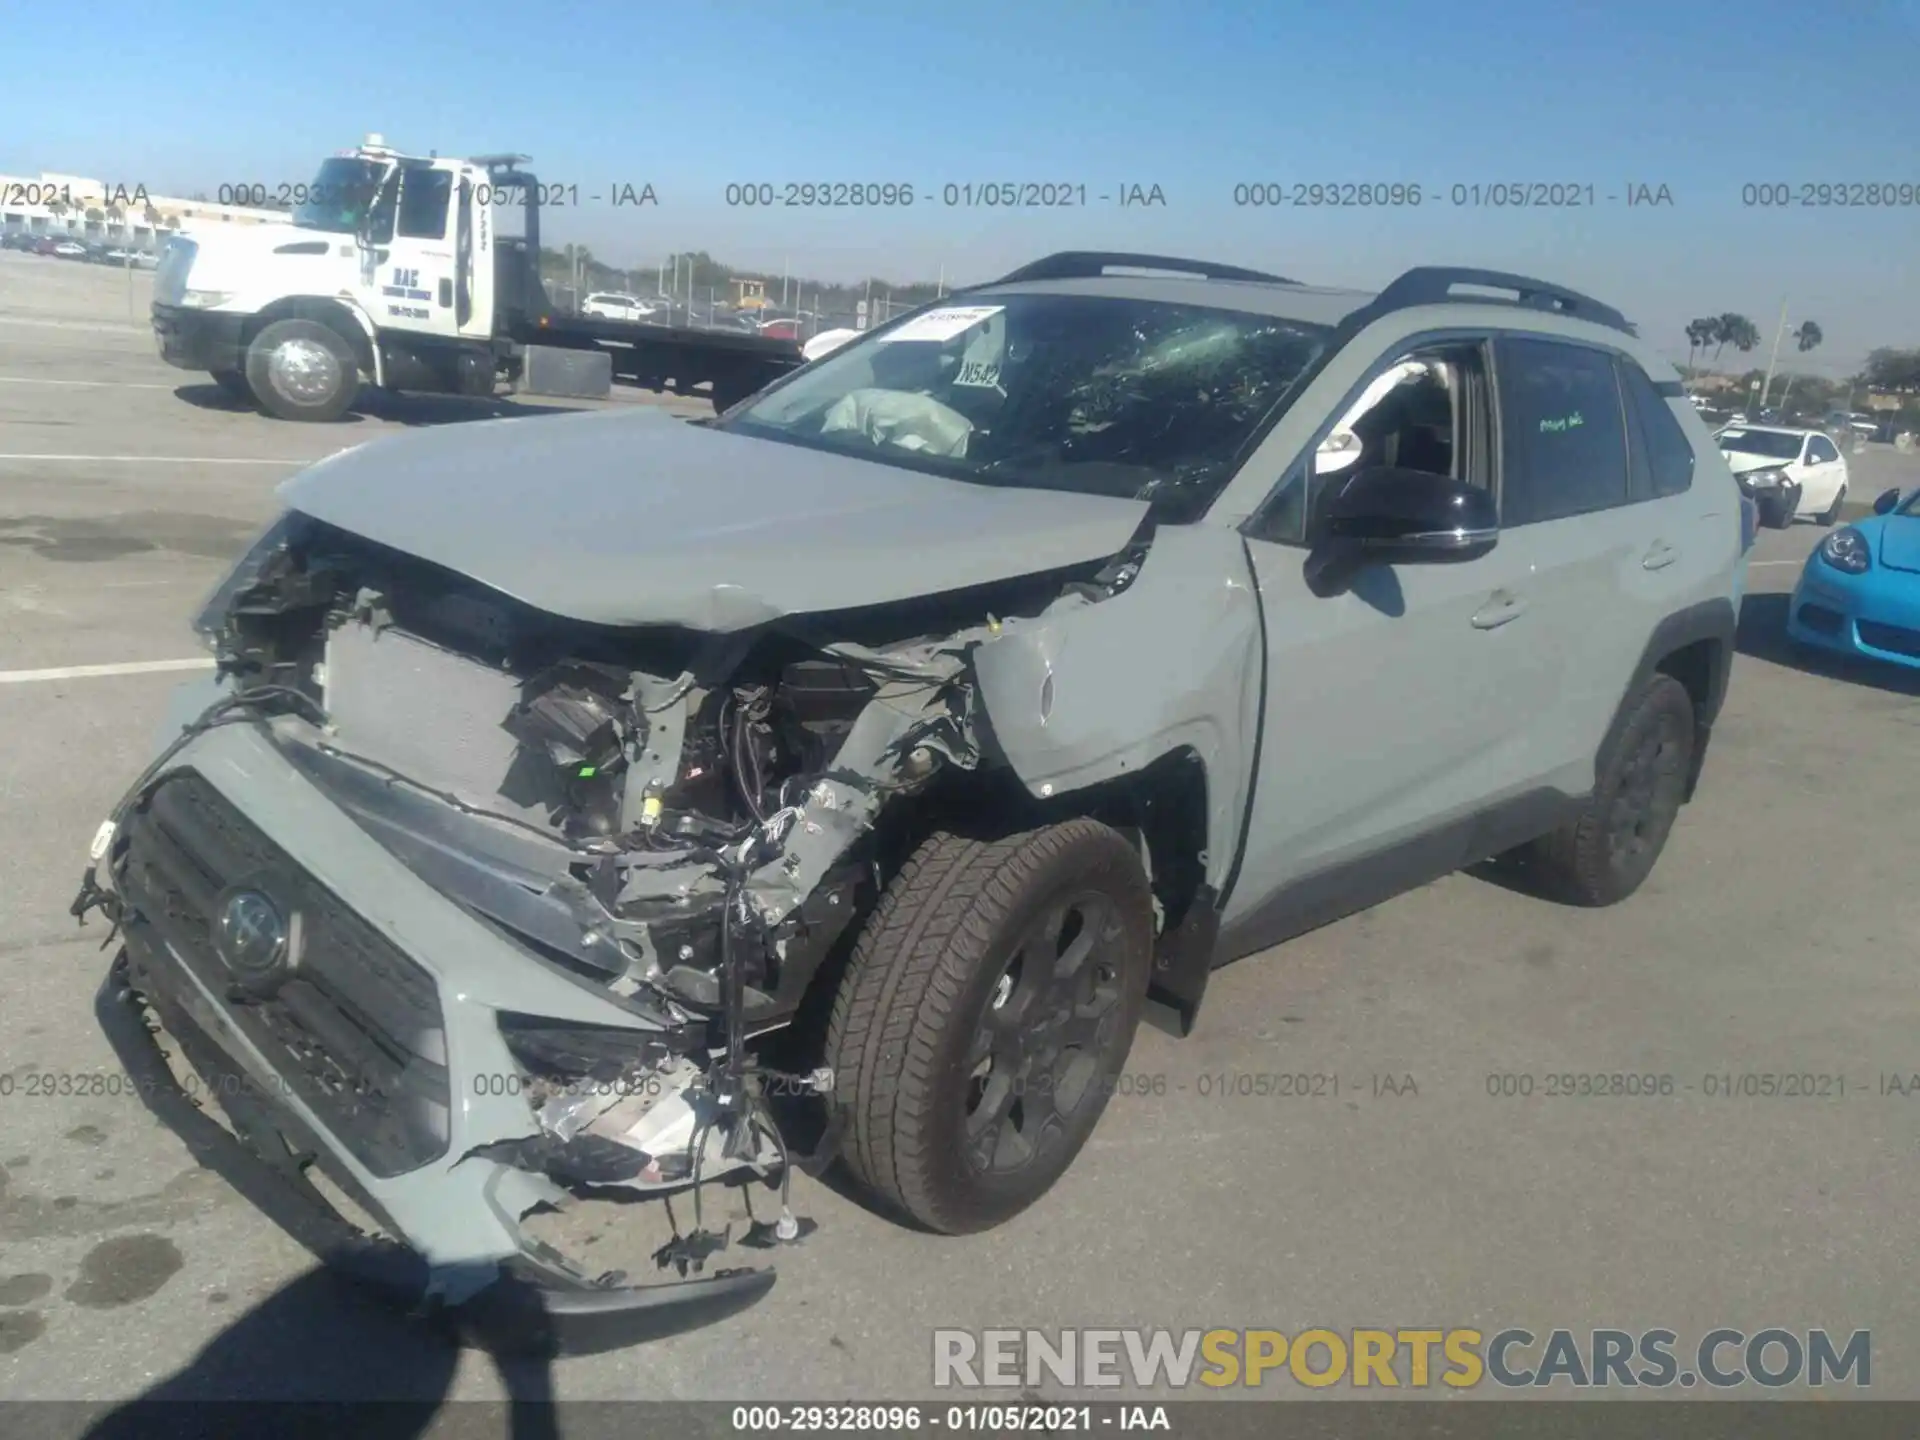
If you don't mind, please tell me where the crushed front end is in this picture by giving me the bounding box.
[73,508,1016,1352]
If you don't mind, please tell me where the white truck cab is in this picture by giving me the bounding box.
[153,136,525,420]
[153,136,801,420]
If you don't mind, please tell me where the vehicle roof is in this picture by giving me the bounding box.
[958,264,1647,355]
[970,274,1376,328]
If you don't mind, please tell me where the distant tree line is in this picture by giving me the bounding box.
[536,245,945,313]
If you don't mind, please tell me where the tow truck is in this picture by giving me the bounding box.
[151,136,804,421]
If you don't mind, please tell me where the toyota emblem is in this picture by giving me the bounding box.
[217,889,290,991]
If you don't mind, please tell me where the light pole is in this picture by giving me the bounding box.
[1758,300,1788,410]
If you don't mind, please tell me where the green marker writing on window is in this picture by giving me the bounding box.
[1539,410,1586,433]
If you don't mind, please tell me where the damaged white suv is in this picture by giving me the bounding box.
[75,252,1746,1352]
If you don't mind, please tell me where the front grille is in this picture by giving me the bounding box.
[115,771,450,1177]
[1795,604,1845,636]
[1858,620,1920,659]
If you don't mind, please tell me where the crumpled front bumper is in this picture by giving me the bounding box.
[96,960,772,1354]
[90,719,776,1354]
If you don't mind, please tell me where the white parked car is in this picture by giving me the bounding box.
[1715,423,1851,527]
[580,292,660,322]
[51,239,88,258]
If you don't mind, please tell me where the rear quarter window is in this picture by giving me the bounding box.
[1618,360,1696,497]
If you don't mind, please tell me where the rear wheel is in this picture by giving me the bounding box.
[826,820,1154,1234]
[1523,673,1695,907]
[1817,486,1847,526]
[244,318,359,422]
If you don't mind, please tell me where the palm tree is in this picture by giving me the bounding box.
[1713,313,1760,363]
[1685,317,1719,375]
[1776,321,1823,411]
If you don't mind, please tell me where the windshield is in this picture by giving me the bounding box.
[718,293,1330,520]
[1717,429,1802,460]
[291,157,388,234]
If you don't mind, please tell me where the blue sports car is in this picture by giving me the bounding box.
[1787,486,1920,669]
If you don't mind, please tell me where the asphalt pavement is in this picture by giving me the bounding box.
[2,251,1919,1408]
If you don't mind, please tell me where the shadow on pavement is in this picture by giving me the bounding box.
[78,1267,559,1440]
[169,384,601,426]
[170,382,366,421]
[1736,592,1920,698]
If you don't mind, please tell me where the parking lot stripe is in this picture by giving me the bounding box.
[0,658,215,684]
[0,454,306,465]
[0,375,173,389]
[0,317,145,334]
[1748,560,1802,568]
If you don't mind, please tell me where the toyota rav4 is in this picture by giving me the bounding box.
[74,252,1750,1353]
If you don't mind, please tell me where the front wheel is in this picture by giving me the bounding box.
[244,318,359,422]
[826,821,1155,1234]
[1816,486,1847,527]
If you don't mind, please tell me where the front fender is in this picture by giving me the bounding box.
[971,525,1263,895]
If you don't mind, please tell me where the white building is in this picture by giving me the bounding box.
[0,171,291,250]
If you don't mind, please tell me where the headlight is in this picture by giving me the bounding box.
[1742,467,1788,489]
[191,510,298,647]
[1819,526,1872,575]
[179,289,234,309]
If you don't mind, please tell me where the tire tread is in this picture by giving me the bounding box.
[826,819,1145,1231]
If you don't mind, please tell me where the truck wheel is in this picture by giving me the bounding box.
[209,369,252,405]
[826,820,1154,1234]
[1524,673,1695,907]
[244,319,358,422]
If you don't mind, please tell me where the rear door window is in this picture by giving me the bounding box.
[1494,338,1630,525]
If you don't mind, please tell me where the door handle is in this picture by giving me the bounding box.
[1471,591,1527,630]
[1642,541,1678,571]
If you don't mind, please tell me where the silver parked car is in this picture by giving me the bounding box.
[76,252,1748,1351]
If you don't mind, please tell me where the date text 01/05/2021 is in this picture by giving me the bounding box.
[211,182,658,209]
[1230,181,1676,207]
[721,182,1167,208]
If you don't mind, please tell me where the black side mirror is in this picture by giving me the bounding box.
[1318,466,1499,565]
[1874,488,1901,516]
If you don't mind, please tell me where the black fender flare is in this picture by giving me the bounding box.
[1602,596,1737,801]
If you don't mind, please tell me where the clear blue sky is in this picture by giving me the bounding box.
[5,0,1917,374]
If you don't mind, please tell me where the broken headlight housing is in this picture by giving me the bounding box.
[192,511,298,649]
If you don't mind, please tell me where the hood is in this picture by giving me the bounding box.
[1871,515,1920,574]
[158,224,357,307]
[279,407,1151,631]
[1721,449,1796,477]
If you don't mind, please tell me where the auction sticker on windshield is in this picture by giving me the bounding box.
[878,306,1004,343]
